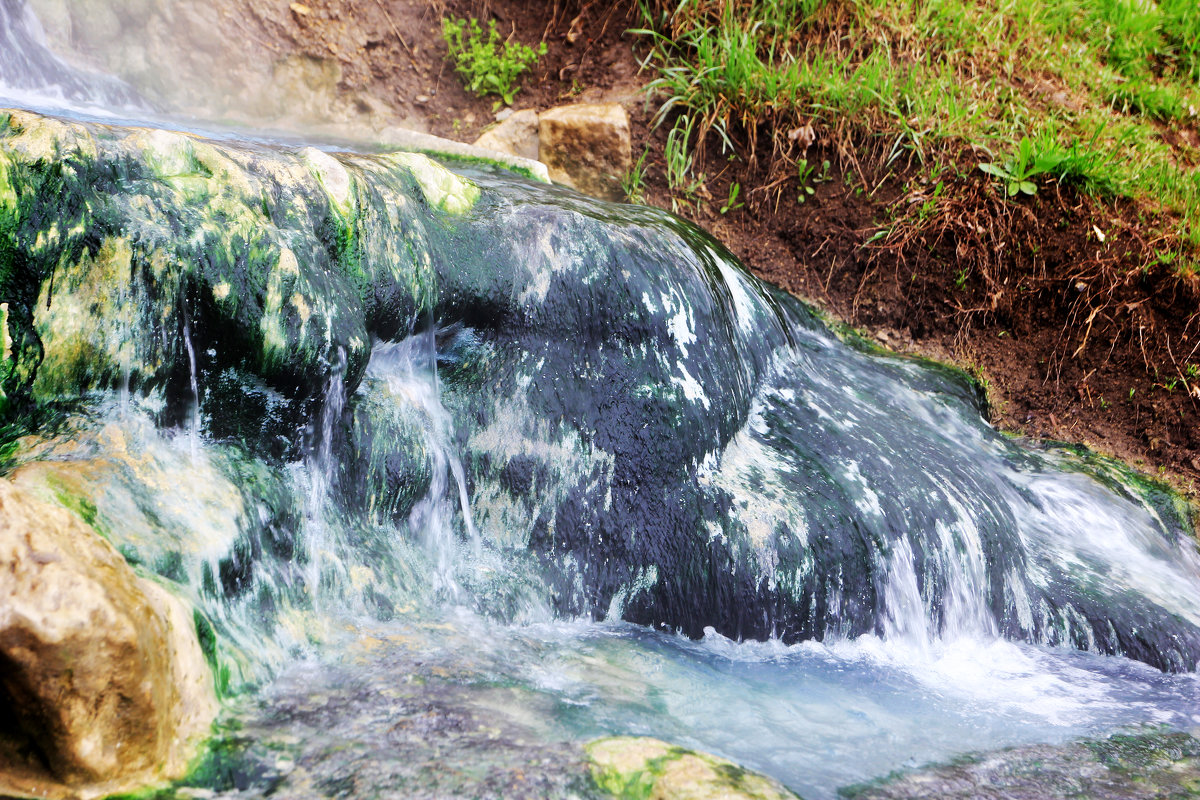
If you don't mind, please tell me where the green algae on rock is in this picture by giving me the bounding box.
[0,110,477,433]
[587,736,802,800]
[382,151,481,216]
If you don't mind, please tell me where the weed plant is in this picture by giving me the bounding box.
[442,17,547,107]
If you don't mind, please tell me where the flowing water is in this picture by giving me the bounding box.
[0,0,143,115]
[4,2,1200,797]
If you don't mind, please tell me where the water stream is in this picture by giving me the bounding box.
[3,2,1200,797]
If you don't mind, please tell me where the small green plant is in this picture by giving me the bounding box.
[664,114,707,210]
[979,133,1114,199]
[622,148,650,204]
[967,362,991,395]
[1155,249,1179,267]
[799,171,815,203]
[720,181,744,214]
[441,16,547,107]
[917,180,944,222]
[797,159,830,204]
[978,137,1045,197]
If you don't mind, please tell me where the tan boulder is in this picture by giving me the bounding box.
[538,103,632,201]
[474,109,541,163]
[0,480,217,799]
[587,736,802,800]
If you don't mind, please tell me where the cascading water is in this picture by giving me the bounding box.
[368,333,481,602]
[0,0,143,115]
[4,3,1200,798]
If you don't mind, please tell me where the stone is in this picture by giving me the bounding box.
[378,125,550,183]
[587,736,803,799]
[382,152,481,215]
[538,102,632,201]
[841,731,1200,800]
[0,480,217,799]
[473,108,540,163]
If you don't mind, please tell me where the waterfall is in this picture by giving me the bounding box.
[0,0,143,114]
[368,332,480,602]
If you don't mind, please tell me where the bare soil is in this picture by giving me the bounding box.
[233,0,1200,496]
[225,0,643,140]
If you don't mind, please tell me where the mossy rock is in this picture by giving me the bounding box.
[587,736,802,800]
[841,730,1200,800]
[0,110,469,426]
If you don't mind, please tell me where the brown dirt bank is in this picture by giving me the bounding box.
[236,0,1200,498]
[212,0,642,140]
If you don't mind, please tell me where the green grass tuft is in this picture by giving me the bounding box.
[632,0,1200,242]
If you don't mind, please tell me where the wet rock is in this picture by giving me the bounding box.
[382,151,481,215]
[538,103,631,201]
[841,731,1200,800]
[0,480,217,798]
[0,109,455,431]
[473,108,540,162]
[181,633,601,800]
[587,736,802,799]
[6,109,1200,678]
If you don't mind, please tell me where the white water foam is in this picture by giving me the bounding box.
[367,331,480,602]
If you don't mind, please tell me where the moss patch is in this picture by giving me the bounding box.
[586,736,802,799]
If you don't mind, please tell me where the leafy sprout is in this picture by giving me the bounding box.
[441,17,547,107]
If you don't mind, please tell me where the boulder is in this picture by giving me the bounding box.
[0,480,217,799]
[587,736,802,800]
[473,108,540,162]
[538,102,631,201]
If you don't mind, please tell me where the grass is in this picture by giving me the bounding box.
[663,113,707,209]
[632,0,1200,256]
[622,147,651,204]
